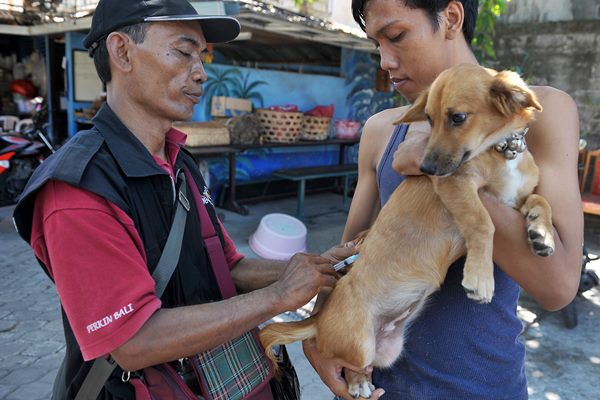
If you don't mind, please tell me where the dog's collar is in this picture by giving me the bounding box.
[494,127,529,160]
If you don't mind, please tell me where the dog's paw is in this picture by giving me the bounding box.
[525,209,555,257]
[346,371,373,399]
[526,223,555,257]
[462,267,495,304]
[348,380,373,399]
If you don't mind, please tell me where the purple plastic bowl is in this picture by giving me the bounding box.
[249,213,307,260]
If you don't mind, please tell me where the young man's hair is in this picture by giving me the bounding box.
[351,0,478,45]
[92,22,149,85]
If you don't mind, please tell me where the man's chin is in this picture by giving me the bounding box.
[394,88,415,104]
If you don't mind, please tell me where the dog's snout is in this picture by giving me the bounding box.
[420,160,437,176]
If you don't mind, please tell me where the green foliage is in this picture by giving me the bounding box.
[472,0,508,63]
[294,0,314,12]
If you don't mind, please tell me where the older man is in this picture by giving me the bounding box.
[13,0,348,398]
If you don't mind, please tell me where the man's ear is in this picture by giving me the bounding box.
[106,32,134,74]
[442,0,465,40]
[490,70,543,117]
[393,89,429,125]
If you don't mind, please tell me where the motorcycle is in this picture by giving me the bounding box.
[0,98,55,206]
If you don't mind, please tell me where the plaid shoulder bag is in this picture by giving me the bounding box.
[187,171,274,400]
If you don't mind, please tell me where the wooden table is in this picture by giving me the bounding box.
[186,138,359,215]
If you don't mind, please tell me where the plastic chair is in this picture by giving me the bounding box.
[0,115,20,132]
[14,118,34,133]
[580,148,600,215]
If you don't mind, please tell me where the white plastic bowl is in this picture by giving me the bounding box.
[249,213,307,260]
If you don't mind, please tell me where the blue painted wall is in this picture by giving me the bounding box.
[65,31,95,137]
[193,63,350,121]
[58,36,397,198]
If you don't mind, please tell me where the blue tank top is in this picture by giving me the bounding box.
[373,124,527,399]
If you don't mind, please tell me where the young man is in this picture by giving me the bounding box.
[303,0,583,399]
[13,0,352,398]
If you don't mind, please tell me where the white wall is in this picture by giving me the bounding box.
[501,0,600,23]
[330,0,359,29]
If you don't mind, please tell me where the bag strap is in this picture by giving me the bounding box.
[184,170,237,299]
[75,170,190,400]
[152,170,190,297]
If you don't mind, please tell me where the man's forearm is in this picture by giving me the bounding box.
[111,284,284,371]
[481,193,580,310]
[230,258,286,292]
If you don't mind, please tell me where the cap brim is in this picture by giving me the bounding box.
[144,15,241,43]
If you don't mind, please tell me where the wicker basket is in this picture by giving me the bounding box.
[256,109,304,143]
[301,116,331,141]
[173,121,230,147]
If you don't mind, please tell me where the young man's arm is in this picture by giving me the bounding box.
[480,87,583,311]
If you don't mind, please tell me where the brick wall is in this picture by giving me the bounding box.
[495,20,600,147]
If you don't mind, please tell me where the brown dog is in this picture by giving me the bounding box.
[259,64,555,398]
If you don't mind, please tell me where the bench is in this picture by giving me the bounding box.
[187,138,359,215]
[273,163,358,219]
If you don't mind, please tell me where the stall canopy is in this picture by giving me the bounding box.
[0,0,373,56]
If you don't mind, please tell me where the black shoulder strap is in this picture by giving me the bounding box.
[75,171,190,400]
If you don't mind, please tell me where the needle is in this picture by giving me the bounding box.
[332,253,360,272]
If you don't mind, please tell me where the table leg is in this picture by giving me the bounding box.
[297,179,306,219]
[222,152,249,215]
[343,175,349,209]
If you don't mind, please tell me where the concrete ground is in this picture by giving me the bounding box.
[1,192,599,400]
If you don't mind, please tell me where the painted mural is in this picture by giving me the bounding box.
[195,64,354,196]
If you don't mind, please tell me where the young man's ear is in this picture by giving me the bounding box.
[443,0,465,40]
[106,32,134,74]
[393,89,429,125]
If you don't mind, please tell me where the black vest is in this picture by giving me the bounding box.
[13,104,228,400]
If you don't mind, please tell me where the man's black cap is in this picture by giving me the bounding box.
[84,0,241,53]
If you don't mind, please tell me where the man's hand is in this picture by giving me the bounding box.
[303,339,385,399]
[272,254,338,311]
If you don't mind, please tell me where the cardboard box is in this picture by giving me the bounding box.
[211,96,252,117]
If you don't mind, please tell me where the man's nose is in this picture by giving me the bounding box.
[191,60,207,83]
[379,46,398,72]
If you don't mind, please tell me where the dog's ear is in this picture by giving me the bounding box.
[393,89,429,125]
[490,70,543,117]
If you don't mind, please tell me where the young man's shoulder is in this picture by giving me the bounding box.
[358,105,412,166]
[531,86,578,119]
[528,86,579,160]
[361,105,410,145]
[364,105,411,132]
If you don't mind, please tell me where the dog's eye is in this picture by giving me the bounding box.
[450,112,468,126]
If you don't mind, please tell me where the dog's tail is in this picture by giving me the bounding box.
[260,316,317,371]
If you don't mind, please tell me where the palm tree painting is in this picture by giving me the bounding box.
[230,71,267,108]
[202,66,268,118]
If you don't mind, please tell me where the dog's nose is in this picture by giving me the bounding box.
[420,159,437,175]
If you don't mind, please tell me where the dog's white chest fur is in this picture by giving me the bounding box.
[499,155,525,207]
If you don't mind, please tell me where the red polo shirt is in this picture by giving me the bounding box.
[30,128,244,360]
